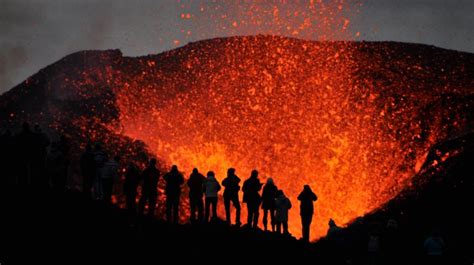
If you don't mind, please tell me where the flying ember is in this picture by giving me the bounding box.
[3,1,470,240]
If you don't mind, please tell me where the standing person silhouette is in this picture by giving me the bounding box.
[47,141,68,191]
[101,156,120,205]
[424,228,446,265]
[242,169,262,229]
[80,143,96,197]
[0,130,14,186]
[204,171,221,222]
[17,122,34,186]
[297,184,318,242]
[221,168,241,226]
[123,161,140,213]
[187,168,206,223]
[93,143,107,199]
[261,177,278,232]
[275,189,292,235]
[31,124,50,188]
[163,165,184,224]
[138,159,160,216]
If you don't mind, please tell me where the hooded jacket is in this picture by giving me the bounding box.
[275,194,292,222]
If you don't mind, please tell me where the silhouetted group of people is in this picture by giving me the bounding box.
[0,122,70,190]
[0,123,450,261]
[79,142,121,204]
[0,123,331,242]
[123,160,185,223]
[0,122,321,241]
[117,157,320,241]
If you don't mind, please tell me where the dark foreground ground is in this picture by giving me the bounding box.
[0,134,473,264]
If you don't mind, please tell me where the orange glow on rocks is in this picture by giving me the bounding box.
[110,36,472,239]
[2,1,472,241]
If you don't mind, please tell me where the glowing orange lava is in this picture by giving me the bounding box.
[111,35,459,239]
[3,1,470,241]
[174,0,359,43]
[106,1,464,239]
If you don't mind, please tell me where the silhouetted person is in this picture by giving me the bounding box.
[93,143,107,199]
[0,129,15,186]
[47,142,68,191]
[261,177,278,231]
[297,184,318,242]
[123,162,140,213]
[242,169,262,228]
[275,189,292,235]
[327,218,342,237]
[138,159,160,216]
[101,156,120,204]
[164,165,184,224]
[367,222,382,265]
[383,219,401,265]
[80,143,96,196]
[221,168,241,226]
[326,218,349,264]
[187,168,206,223]
[31,125,50,188]
[17,122,34,185]
[57,134,71,157]
[204,171,221,222]
[423,229,445,265]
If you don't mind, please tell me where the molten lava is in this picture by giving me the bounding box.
[110,36,472,239]
[1,37,472,240]
[1,2,472,241]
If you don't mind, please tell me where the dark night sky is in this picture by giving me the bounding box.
[1,0,473,94]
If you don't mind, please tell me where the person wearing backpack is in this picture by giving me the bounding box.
[275,189,292,235]
[204,171,221,222]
